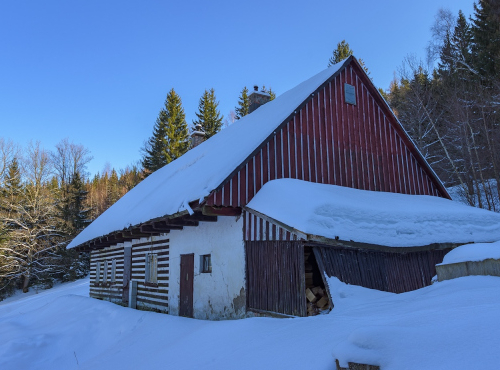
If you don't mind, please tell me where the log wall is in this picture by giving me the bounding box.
[131,238,170,312]
[316,245,451,293]
[90,244,124,303]
[246,241,306,316]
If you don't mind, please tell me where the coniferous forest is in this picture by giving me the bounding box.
[0,0,498,299]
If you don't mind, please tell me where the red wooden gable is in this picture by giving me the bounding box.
[205,57,448,212]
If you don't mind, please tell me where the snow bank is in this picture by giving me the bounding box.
[246,178,500,247]
[2,275,500,370]
[440,240,500,265]
[68,61,348,249]
[329,276,500,369]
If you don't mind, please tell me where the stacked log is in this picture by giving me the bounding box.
[306,286,330,316]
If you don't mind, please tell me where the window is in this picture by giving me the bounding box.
[344,83,356,105]
[95,261,101,284]
[103,260,108,284]
[111,259,116,283]
[145,253,158,285]
[200,254,212,273]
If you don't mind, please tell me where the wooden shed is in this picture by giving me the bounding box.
[67,56,500,318]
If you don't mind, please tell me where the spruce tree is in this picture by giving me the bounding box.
[328,40,353,66]
[471,0,500,78]
[67,172,91,233]
[106,169,120,208]
[1,158,22,223]
[142,88,189,174]
[262,86,276,101]
[193,88,224,139]
[438,11,472,80]
[267,88,276,101]
[235,87,250,120]
[328,40,370,75]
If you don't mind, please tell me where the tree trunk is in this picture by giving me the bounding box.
[22,274,30,293]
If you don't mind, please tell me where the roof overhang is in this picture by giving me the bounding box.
[72,211,218,251]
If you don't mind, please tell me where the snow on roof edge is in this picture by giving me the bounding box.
[245,179,500,248]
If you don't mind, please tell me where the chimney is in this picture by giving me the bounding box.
[190,123,205,149]
[248,85,271,114]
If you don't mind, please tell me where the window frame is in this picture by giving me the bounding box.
[145,253,158,286]
[200,254,212,274]
[103,260,109,284]
[95,261,101,285]
[110,259,116,283]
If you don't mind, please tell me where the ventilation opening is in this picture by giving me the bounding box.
[304,246,331,316]
[344,83,356,105]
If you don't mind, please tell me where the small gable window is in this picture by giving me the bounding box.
[200,254,212,273]
[344,83,356,105]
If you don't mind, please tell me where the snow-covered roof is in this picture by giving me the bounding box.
[245,178,500,248]
[68,60,350,249]
[439,241,500,265]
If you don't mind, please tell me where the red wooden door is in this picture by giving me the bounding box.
[179,254,194,318]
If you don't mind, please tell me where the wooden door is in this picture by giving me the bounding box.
[179,253,194,318]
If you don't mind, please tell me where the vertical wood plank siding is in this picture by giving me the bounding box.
[246,241,306,316]
[316,245,451,293]
[131,239,170,311]
[243,212,299,242]
[206,65,444,219]
[90,245,124,302]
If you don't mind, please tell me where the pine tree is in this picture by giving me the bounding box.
[471,0,500,78]
[67,172,91,233]
[267,88,276,101]
[142,88,189,174]
[328,40,353,66]
[438,11,472,79]
[328,40,370,76]
[106,169,120,208]
[262,86,276,101]
[2,158,22,204]
[235,87,250,120]
[193,88,224,139]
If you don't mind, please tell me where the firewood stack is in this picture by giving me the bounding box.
[306,286,329,316]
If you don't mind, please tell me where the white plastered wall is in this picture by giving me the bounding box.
[168,215,246,320]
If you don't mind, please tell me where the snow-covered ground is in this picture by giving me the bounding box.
[1,276,499,370]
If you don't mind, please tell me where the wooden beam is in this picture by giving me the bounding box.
[202,205,242,216]
[306,238,462,253]
[188,213,217,222]
[141,224,175,233]
[166,218,198,227]
[151,221,183,230]
[122,229,155,238]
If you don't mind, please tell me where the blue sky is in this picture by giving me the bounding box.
[0,0,474,177]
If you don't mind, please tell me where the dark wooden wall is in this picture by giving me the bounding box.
[315,245,451,293]
[206,60,446,214]
[131,238,170,311]
[90,245,124,302]
[246,241,306,316]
